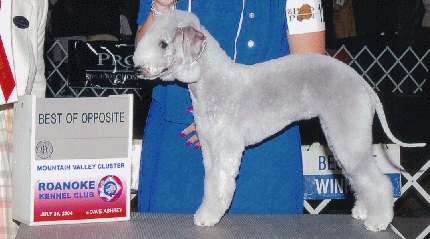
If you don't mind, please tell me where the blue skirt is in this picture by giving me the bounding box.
[138,84,304,214]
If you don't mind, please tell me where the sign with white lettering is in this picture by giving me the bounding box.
[12,95,133,226]
[68,41,144,88]
[302,144,401,199]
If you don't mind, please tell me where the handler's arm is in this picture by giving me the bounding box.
[287,31,326,54]
[286,0,326,54]
[135,15,154,45]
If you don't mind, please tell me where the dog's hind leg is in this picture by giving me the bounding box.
[348,158,392,226]
[194,136,245,227]
[319,108,393,231]
[326,136,393,231]
[346,157,394,231]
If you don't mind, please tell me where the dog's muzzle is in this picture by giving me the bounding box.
[133,66,145,76]
[134,66,169,79]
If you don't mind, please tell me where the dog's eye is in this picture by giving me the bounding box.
[159,40,168,49]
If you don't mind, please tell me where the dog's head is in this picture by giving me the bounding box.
[133,10,206,83]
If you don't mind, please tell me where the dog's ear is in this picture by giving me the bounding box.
[173,26,206,64]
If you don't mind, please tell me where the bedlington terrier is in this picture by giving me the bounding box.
[133,10,425,232]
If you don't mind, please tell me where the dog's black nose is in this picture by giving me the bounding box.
[134,67,143,75]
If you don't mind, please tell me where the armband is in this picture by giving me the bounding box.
[286,0,325,35]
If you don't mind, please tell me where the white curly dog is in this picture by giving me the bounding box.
[133,10,425,231]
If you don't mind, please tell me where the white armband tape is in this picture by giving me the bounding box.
[286,0,325,35]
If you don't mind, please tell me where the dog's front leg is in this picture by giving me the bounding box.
[194,136,245,227]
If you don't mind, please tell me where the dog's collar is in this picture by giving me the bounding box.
[192,39,206,64]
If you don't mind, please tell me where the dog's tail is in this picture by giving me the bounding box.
[366,83,426,148]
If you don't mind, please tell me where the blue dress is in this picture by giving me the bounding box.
[137,0,304,214]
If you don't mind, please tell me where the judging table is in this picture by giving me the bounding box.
[16,213,401,238]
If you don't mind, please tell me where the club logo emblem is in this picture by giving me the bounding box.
[35,141,53,159]
[98,175,123,202]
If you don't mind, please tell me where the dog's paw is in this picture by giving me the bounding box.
[351,204,367,220]
[363,213,393,232]
[193,206,223,227]
[363,218,390,232]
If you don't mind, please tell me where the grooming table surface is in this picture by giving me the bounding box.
[17,213,400,238]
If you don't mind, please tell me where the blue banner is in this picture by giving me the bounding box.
[304,173,401,199]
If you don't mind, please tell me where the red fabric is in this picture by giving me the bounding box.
[0,35,16,102]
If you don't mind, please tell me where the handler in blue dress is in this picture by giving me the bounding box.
[135,0,325,214]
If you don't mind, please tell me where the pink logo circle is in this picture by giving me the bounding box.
[98,175,123,202]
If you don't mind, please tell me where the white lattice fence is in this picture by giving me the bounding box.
[45,39,430,98]
[327,45,429,95]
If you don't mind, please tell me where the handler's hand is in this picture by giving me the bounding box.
[181,123,201,149]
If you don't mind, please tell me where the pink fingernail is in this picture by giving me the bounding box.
[187,107,194,113]
[194,145,200,149]
[180,133,186,137]
[186,141,192,146]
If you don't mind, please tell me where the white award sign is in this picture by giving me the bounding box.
[12,95,133,226]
